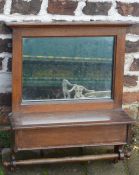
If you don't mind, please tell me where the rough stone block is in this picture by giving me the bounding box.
[0,57,3,70]
[124,75,138,87]
[0,0,5,14]
[123,92,139,104]
[0,39,12,53]
[82,2,112,15]
[124,105,139,120]
[0,21,12,34]
[11,0,42,15]
[47,0,78,15]
[126,40,139,53]
[116,2,139,16]
[127,24,139,35]
[130,59,139,71]
[0,57,10,71]
[0,93,11,106]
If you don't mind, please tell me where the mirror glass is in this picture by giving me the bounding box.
[22,37,114,101]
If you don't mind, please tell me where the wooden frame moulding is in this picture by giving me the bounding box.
[7,22,129,113]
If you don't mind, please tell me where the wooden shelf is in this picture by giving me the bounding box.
[10,109,135,130]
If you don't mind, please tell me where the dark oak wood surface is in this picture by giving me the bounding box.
[11,108,134,151]
[15,125,127,150]
[6,21,133,28]
[11,109,135,129]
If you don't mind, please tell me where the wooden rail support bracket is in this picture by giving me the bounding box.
[118,148,125,160]
[114,145,125,163]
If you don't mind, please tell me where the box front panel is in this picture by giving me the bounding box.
[15,124,127,150]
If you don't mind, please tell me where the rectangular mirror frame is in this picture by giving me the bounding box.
[9,23,128,113]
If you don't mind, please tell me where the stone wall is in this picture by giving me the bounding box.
[0,0,139,124]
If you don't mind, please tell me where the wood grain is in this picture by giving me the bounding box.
[9,23,130,113]
[15,125,127,150]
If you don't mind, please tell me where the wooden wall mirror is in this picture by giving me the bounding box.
[4,22,135,168]
[8,22,131,113]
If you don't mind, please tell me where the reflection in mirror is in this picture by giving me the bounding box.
[22,37,114,101]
